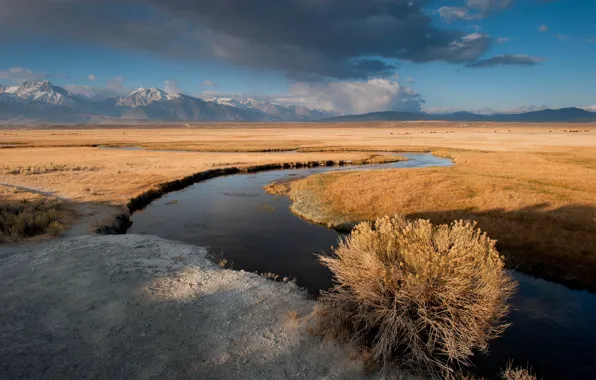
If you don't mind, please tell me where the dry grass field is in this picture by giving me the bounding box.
[270,144,596,290]
[1,122,594,152]
[1,122,595,290]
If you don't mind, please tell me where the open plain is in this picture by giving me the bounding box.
[1,122,596,379]
[2,123,596,282]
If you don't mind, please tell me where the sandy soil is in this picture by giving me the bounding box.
[0,234,378,380]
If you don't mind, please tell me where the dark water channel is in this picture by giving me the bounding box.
[128,153,596,379]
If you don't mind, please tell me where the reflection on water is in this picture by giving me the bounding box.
[130,154,451,290]
[128,153,596,379]
[473,272,596,379]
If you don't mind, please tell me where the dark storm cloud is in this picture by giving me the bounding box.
[0,0,492,79]
[465,54,543,67]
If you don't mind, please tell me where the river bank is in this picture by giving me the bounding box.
[265,148,596,293]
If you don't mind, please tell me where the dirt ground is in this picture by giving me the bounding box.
[0,234,378,380]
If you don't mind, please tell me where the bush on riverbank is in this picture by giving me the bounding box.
[0,195,65,242]
[316,216,516,378]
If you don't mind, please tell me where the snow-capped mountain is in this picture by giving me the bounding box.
[1,80,83,108]
[6,80,590,124]
[1,81,325,123]
[116,87,172,108]
[207,97,337,121]
[115,90,264,122]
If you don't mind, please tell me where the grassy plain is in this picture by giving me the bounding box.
[1,122,595,290]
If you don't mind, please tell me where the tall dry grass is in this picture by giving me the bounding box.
[316,216,516,378]
[2,163,98,175]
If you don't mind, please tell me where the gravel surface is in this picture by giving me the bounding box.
[0,235,373,380]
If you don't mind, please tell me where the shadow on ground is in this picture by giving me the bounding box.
[407,202,596,292]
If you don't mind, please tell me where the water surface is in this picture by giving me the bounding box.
[129,153,450,290]
[128,153,596,379]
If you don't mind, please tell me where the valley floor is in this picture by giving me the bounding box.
[1,122,595,378]
[1,123,595,287]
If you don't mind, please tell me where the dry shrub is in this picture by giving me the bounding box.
[317,215,516,378]
[502,363,537,380]
[0,197,64,241]
[47,221,65,237]
[2,163,98,175]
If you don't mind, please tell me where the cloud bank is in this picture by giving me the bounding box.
[0,0,494,80]
[466,54,543,67]
[439,0,513,22]
[275,79,424,114]
[0,67,47,82]
[64,77,130,99]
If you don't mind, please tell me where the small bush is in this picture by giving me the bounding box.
[317,215,516,378]
[502,363,537,380]
[0,197,64,241]
[47,221,65,237]
[1,163,98,175]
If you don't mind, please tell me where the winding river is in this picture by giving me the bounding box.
[128,153,596,379]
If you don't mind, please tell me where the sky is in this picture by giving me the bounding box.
[0,0,595,114]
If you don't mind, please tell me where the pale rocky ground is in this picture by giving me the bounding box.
[0,234,384,380]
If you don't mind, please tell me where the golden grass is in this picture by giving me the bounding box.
[2,123,595,268]
[317,216,515,378]
[275,146,596,290]
[0,146,396,206]
[2,122,595,152]
[2,163,98,175]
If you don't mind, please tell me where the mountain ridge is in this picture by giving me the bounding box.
[0,81,332,123]
[322,107,596,123]
[1,81,595,124]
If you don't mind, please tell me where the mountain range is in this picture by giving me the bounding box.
[322,108,596,123]
[0,81,595,124]
[0,81,335,124]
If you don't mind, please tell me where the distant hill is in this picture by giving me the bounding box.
[322,111,427,122]
[323,107,596,123]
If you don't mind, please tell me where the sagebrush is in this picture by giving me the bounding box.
[317,215,516,378]
[0,197,64,241]
[2,163,98,175]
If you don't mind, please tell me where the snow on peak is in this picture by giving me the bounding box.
[1,80,78,106]
[117,87,173,107]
